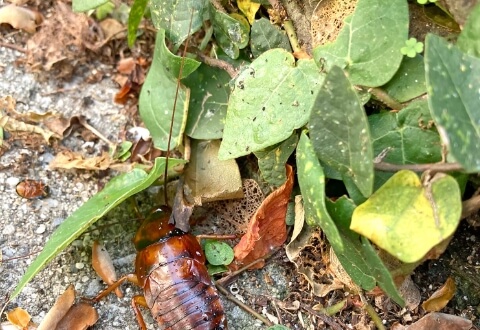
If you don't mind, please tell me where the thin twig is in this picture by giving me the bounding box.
[215,282,273,326]
[362,300,386,330]
[216,258,265,286]
[0,42,26,53]
[195,51,238,78]
[301,304,345,330]
[374,161,463,173]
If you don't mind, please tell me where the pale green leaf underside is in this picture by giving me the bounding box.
[218,49,324,160]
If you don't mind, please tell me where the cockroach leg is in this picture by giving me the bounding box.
[131,295,149,330]
[91,273,139,302]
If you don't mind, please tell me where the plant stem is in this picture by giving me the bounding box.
[461,194,480,219]
[284,20,302,54]
[215,282,273,326]
[364,86,405,110]
[374,161,463,173]
[195,51,238,78]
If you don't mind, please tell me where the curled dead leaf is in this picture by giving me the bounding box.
[231,165,294,269]
[49,151,113,170]
[92,241,123,298]
[6,307,31,329]
[422,277,456,312]
[0,4,42,33]
[54,302,99,330]
[407,312,472,330]
[37,284,75,330]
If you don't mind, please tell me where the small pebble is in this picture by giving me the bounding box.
[3,224,15,235]
[36,224,46,234]
[82,276,89,283]
[75,262,85,269]
[6,177,20,187]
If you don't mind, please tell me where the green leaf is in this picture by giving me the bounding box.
[205,240,234,266]
[11,158,186,300]
[95,1,115,20]
[139,30,200,151]
[150,0,207,45]
[184,64,231,139]
[255,133,298,187]
[326,197,404,306]
[351,170,462,263]
[457,3,480,57]
[209,4,250,59]
[72,0,108,12]
[309,66,374,197]
[369,99,442,188]
[382,55,426,102]
[128,0,149,47]
[296,132,344,252]
[250,18,292,58]
[425,34,480,172]
[312,0,408,87]
[218,49,324,160]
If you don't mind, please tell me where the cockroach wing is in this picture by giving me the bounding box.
[135,233,226,329]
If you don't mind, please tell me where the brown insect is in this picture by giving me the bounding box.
[16,179,49,199]
[92,206,227,329]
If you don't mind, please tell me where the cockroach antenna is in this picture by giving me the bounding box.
[163,9,195,210]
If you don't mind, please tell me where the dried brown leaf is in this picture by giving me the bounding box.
[407,312,472,330]
[54,302,99,330]
[0,114,60,143]
[92,241,123,298]
[231,165,294,269]
[43,116,83,137]
[49,150,113,170]
[422,277,456,312]
[99,18,125,40]
[6,307,31,329]
[37,285,75,330]
[0,4,42,33]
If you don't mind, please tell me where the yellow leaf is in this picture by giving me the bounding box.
[237,0,260,24]
[422,277,456,312]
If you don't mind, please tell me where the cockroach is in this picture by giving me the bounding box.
[93,206,226,329]
[91,10,227,329]
[16,179,49,199]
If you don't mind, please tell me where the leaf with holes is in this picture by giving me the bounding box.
[425,34,480,172]
[218,49,324,160]
[150,0,207,45]
[313,0,408,87]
